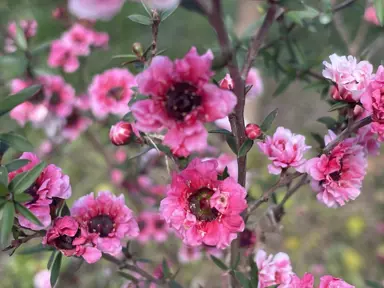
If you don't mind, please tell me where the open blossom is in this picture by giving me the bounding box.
[319,275,354,288]
[353,106,379,155]
[48,40,80,73]
[364,6,380,26]
[43,216,102,263]
[9,153,71,230]
[322,54,373,102]
[89,68,136,119]
[160,158,247,248]
[9,79,48,126]
[62,109,92,141]
[258,127,311,175]
[137,211,169,243]
[71,191,139,256]
[62,24,93,56]
[255,249,293,288]
[68,0,125,21]
[178,244,203,263]
[132,47,237,157]
[306,130,367,207]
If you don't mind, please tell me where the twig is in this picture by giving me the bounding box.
[332,0,358,13]
[3,231,44,255]
[151,10,161,61]
[84,130,113,169]
[276,174,309,209]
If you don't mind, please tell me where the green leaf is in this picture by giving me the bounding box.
[0,166,8,186]
[208,129,233,136]
[162,258,171,278]
[238,138,254,157]
[122,112,135,122]
[231,252,241,270]
[14,24,27,50]
[365,280,383,288]
[47,250,58,270]
[0,183,7,197]
[0,85,42,117]
[234,271,250,288]
[286,6,320,26]
[260,108,278,132]
[249,256,259,288]
[127,14,153,25]
[317,117,337,129]
[210,255,228,271]
[218,166,230,181]
[0,132,34,152]
[50,252,62,287]
[161,5,179,22]
[5,159,30,173]
[0,198,7,210]
[169,280,184,288]
[19,243,53,255]
[328,101,349,112]
[141,0,152,16]
[128,94,148,107]
[15,203,43,226]
[225,134,238,155]
[59,202,70,216]
[0,142,9,155]
[13,193,33,203]
[1,201,15,246]
[9,161,46,194]
[118,271,139,283]
[374,0,384,26]
[273,74,295,96]
[311,132,325,148]
[112,54,137,59]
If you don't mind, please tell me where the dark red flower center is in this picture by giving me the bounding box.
[154,219,165,229]
[89,215,114,237]
[49,92,61,106]
[166,82,201,121]
[107,87,124,100]
[239,229,255,248]
[138,219,146,230]
[55,229,80,250]
[329,171,341,182]
[65,110,80,128]
[25,183,40,204]
[188,188,219,222]
[29,89,45,104]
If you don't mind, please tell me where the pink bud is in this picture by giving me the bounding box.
[219,74,234,90]
[109,121,133,146]
[245,123,261,140]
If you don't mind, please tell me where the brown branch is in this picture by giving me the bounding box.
[151,10,160,61]
[276,174,309,209]
[332,0,358,13]
[3,231,45,255]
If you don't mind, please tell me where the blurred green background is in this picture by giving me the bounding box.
[0,0,383,287]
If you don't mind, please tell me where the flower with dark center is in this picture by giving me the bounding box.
[166,82,201,121]
[329,171,341,182]
[65,110,80,128]
[25,183,40,204]
[88,215,114,237]
[49,92,61,106]
[55,234,75,250]
[138,219,146,230]
[188,188,219,222]
[29,90,45,104]
[154,219,165,229]
[107,87,124,100]
[239,229,255,248]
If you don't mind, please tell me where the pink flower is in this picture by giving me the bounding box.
[145,0,180,10]
[354,106,379,155]
[160,158,247,248]
[282,273,314,288]
[219,74,234,90]
[322,54,373,102]
[132,47,236,156]
[48,40,80,73]
[89,68,136,119]
[71,191,139,256]
[246,68,264,99]
[258,127,311,175]
[33,270,51,288]
[255,249,293,288]
[110,169,124,186]
[43,216,101,264]
[245,123,262,140]
[9,79,48,126]
[40,75,75,118]
[137,211,168,243]
[5,20,37,53]
[178,244,203,263]
[306,131,367,207]
[239,228,257,255]
[68,0,125,21]
[91,31,109,49]
[110,121,133,146]
[62,109,92,141]
[9,153,72,230]
[62,24,93,56]
[215,153,238,181]
[319,275,354,288]
[115,148,127,163]
[37,140,53,158]
[364,6,380,26]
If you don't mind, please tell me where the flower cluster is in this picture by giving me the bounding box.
[137,211,169,243]
[4,20,37,53]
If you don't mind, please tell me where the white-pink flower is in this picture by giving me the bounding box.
[246,68,264,99]
[68,0,125,21]
[322,54,373,102]
[33,270,51,288]
[258,127,311,175]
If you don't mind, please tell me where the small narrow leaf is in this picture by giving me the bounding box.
[273,74,295,96]
[50,252,62,287]
[5,159,30,173]
[317,117,337,129]
[286,7,320,26]
[260,108,278,132]
[238,139,254,157]
[13,193,33,203]
[162,258,171,278]
[225,135,238,155]
[1,201,15,246]
[127,14,152,25]
[118,271,139,283]
[218,166,230,181]
[365,280,383,288]
[128,94,148,106]
[374,0,384,26]
[0,85,42,117]
[249,256,259,287]
[0,183,7,197]
[234,271,250,288]
[19,243,53,255]
[122,112,135,122]
[210,255,228,271]
[47,251,58,270]
[328,101,349,112]
[0,132,34,152]
[15,203,43,226]
[9,161,46,194]
[0,166,8,186]
[208,129,233,136]
[112,54,137,59]
[231,252,241,270]
[141,0,152,16]
[161,5,179,22]
[59,202,70,217]
[14,24,28,50]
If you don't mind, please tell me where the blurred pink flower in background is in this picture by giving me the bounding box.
[258,127,311,175]
[283,273,314,288]
[137,211,168,243]
[37,140,53,157]
[5,20,37,53]
[114,148,127,163]
[62,24,93,56]
[354,106,380,155]
[132,47,237,157]
[178,244,203,263]
[246,68,264,99]
[71,191,139,256]
[110,169,124,185]
[33,270,51,288]
[306,131,367,207]
[160,158,247,248]
[319,275,354,288]
[255,249,293,288]
[322,54,373,102]
[48,40,80,73]
[89,68,136,119]
[68,0,125,21]
[364,6,380,26]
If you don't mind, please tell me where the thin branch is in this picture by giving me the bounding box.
[332,0,358,13]
[84,130,113,169]
[151,10,161,61]
[276,174,309,209]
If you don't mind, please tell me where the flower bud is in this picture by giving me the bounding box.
[219,74,234,90]
[245,123,262,140]
[109,121,133,146]
[132,42,144,58]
